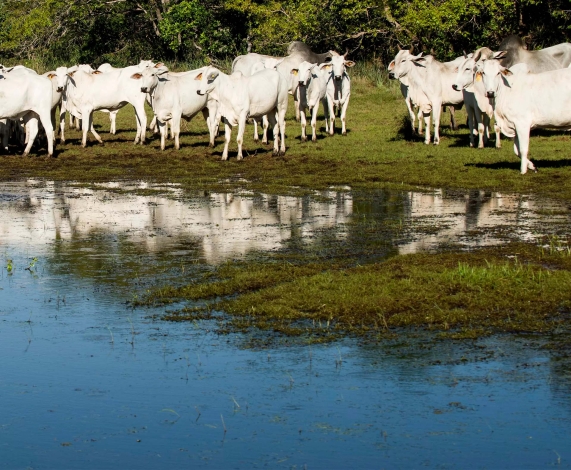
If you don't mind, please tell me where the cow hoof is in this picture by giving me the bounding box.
[301,136,307,142]
[209,142,215,148]
[342,131,347,136]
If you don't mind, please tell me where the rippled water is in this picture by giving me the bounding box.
[1,180,570,468]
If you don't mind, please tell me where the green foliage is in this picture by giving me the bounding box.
[0,0,569,65]
[159,0,234,58]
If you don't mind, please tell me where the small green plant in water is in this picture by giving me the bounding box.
[6,259,13,273]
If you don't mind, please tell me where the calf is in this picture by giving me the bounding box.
[196,66,288,160]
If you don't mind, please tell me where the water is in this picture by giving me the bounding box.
[1,180,570,468]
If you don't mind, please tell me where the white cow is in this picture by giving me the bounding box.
[480,52,571,174]
[291,61,329,141]
[0,67,55,156]
[196,66,288,160]
[63,64,152,147]
[133,66,218,150]
[389,50,467,135]
[95,61,155,135]
[452,48,500,149]
[391,52,464,145]
[319,54,354,136]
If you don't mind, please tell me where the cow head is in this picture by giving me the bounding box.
[320,54,354,81]
[388,49,416,80]
[196,66,220,96]
[480,56,513,99]
[132,65,168,93]
[292,61,317,87]
[452,56,477,91]
[54,66,71,92]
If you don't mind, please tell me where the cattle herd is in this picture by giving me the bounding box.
[1,36,571,174]
[0,41,353,162]
[388,35,571,174]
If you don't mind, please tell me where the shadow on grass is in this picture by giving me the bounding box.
[389,115,422,142]
[466,158,571,171]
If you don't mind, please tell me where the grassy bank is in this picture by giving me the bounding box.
[1,68,571,200]
[142,241,571,342]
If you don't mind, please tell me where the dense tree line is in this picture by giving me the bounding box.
[0,0,569,67]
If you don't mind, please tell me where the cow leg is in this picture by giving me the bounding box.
[110,111,118,135]
[172,115,182,150]
[262,115,269,144]
[294,95,301,122]
[432,102,442,145]
[422,111,431,145]
[311,105,319,142]
[157,119,167,150]
[278,106,286,156]
[150,116,158,135]
[328,99,336,136]
[449,106,457,131]
[253,119,259,142]
[38,111,55,157]
[0,119,8,151]
[300,106,307,142]
[417,108,424,135]
[222,119,232,161]
[22,116,38,157]
[59,105,66,144]
[133,103,147,145]
[514,126,535,174]
[170,121,174,140]
[322,97,330,134]
[340,97,350,136]
[202,107,216,148]
[466,105,475,148]
[495,124,501,149]
[82,109,94,147]
[405,96,416,133]
[236,115,248,160]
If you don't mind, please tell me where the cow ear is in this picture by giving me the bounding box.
[500,67,513,76]
[195,72,203,81]
[475,71,483,82]
[154,62,165,68]
[320,63,332,70]
[47,73,56,79]
[291,69,298,75]
[493,50,507,60]
[92,70,102,75]
[130,73,142,80]
[344,60,355,67]
[388,60,395,71]
[67,71,76,77]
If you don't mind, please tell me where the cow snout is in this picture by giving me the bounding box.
[56,87,63,93]
[452,84,459,91]
[334,75,342,81]
[486,91,495,98]
[141,87,148,93]
[388,72,395,80]
[197,90,204,96]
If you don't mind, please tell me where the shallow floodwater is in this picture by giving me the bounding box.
[1,180,571,468]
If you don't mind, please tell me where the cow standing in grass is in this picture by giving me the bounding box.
[196,66,288,160]
[319,54,354,136]
[480,52,571,174]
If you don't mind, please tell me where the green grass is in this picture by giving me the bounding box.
[153,242,571,341]
[2,66,571,200]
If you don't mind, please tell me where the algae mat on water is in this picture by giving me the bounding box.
[1,76,571,200]
[144,242,571,342]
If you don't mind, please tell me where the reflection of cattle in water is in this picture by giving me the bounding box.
[0,181,353,263]
[398,189,543,254]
